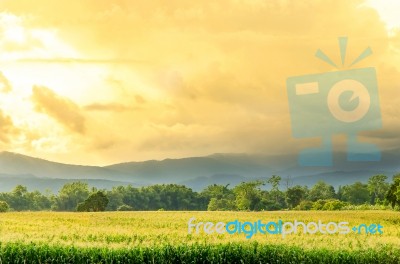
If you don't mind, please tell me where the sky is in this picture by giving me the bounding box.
[0,0,399,165]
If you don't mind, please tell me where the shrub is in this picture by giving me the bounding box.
[322,200,349,210]
[0,200,9,212]
[311,199,349,211]
[294,200,313,210]
[311,199,327,210]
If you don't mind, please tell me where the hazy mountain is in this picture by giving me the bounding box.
[0,151,133,182]
[0,174,133,193]
[179,174,247,191]
[105,153,275,184]
[0,149,398,192]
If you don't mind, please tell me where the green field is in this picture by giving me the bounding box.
[0,211,399,263]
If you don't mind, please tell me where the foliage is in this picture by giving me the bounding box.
[207,198,236,211]
[0,242,398,264]
[0,173,399,211]
[76,191,109,212]
[294,200,313,210]
[0,186,52,211]
[340,182,370,205]
[233,180,265,211]
[0,200,9,212]
[200,184,234,210]
[367,175,389,204]
[321,199,349,211]
[286,185,307,209]
[55,182,90,211]
[307,181,336,201]
[386,175,400,209]
[311,199,348,211]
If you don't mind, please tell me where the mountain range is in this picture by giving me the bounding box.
[0,150,398,193]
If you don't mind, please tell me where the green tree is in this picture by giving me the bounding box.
[77,191,109,212]
[367,174,389,204]
[201,184,235,211]
[106,186,125,211]
[233,180,264,211]
[55,182,90,211]
[9,185,30,211]
[386,174,400,209]
[0,201,9,212]
[341,182,370,205]
[311,199,348,210]
[308,181,336,201]
[267,175,285,208]
[28,190,52,210]
[207,197,236,211]
[285,185,307,209]
[295,200,313,210]
[322,199,349,210]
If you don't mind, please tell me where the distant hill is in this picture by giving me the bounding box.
[0,149,398,193]
[0,151,133,181]
[0,173,132,193]
[105,153,275,184]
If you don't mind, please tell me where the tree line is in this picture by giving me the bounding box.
[0,173,399,212]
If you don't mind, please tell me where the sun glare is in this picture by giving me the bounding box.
[367,0,400,34]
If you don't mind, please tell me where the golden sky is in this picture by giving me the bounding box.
[0,0,399,165]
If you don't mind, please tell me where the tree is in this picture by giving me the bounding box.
[283,175,293,190]
[28,190,52,210]
[56,182,90,211]
[145,184,200,210]
[9,185,30,211]
[207,197,236,211]
[386,174,400,209]
[106,186,125,211]
[267,175,281,192]
[321,199,349,210]
[295,200,313,210]
[233,181,264,211]
[308,181,336,201]
[286,185,307,209]
[77,191,109,212]
[341,182,370,205]
[267,175,283,205]
[367,174,389,204]
[201,184,235,211]
[0,201,9,212]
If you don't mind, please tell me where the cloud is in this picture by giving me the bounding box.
[0,110,19,143]
[0,72,12,93]
[84,102,131,112]
[31,85,85,134]
[0,0,399,165]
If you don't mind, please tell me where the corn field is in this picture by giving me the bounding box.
[0,211,399,263]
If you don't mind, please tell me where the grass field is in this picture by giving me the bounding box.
[0,211,399,263]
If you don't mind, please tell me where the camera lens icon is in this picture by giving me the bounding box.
[327,79,370,123]
[287,67,382,166]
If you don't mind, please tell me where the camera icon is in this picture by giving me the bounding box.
[287,40,382,166]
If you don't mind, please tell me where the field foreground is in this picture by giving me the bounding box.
[0,211,399,263]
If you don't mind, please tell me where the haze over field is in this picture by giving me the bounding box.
[0,0,399,167]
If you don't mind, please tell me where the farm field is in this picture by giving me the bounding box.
[0,210,399,263]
